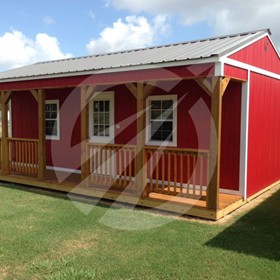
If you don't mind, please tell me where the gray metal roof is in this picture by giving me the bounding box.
[0,29,270,82]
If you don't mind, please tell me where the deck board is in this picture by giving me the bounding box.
[0,169,244,220]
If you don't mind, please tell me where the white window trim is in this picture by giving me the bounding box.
[46,100,60,141]
[146,95,177,147]
[89,91,115,144]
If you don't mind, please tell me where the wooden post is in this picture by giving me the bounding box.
[1,91,12,175]
[135,82,147,196]
[81,86,90,182]
[207,77,223,210]
[38,89,46,180]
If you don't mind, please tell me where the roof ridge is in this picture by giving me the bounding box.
[35,28,270,66]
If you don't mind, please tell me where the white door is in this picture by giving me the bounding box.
[89,92,115,179]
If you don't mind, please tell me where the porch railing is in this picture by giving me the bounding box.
[144,146,209,199]
[87,143,136,190]
[8,138,39,176]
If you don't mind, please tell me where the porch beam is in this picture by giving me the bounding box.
[30,89,39,103]
[85,85,97,102]
[38,89,46,180]
[194,77,231,97]
[125,83,137,98]
[1,91,11,175]
[207,77,223,210]
[143,81,157,99]
[135,82,147,196]
[221,77,231,96]
[81,85,90,182]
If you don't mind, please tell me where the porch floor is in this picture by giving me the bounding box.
[0,170,245,220]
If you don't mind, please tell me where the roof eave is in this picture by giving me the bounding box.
[0,56,219,84]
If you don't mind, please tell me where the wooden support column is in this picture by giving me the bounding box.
[81,85,96,182]
[135,82,146,196]
[207,77,230,210]
[1,91,12,175]
[37,89,46,180]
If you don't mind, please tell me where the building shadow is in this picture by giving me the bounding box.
[205,189,280,261]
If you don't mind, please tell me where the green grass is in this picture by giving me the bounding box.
[0,184,280,280]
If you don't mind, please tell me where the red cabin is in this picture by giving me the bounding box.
[0,29,279,220]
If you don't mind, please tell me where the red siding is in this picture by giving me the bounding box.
[11,91,38,139]
[229,36,280,74]
[11,79,241,191]
[45,88,81,170]
[220,82,242,191]
[247,73,280,197]
[224,64,248,81]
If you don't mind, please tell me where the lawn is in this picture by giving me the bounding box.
[0,183,280,280]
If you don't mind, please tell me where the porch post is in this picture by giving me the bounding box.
[207,77,223,210]
[81,86,90,182]
[1,91,12,176]
[135,82,147,196]
[38,89,46,180]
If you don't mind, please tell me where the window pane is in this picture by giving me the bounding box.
[94,125,99,136]
[151,121,162,131]
[46,120,57,136]
[162,131,173,141]
[162,109,173,120]
[99,113,104,124]
[151,110,161,120]
[151,130,162,141]
[104,113,110,124]
[162,121,173,131]
[99,101,104,112]
[162,100,173,110]
[93,113,99,123]
[105,125,110,137]
[151,100,161,109]
[94,101,99,111]
[45,112,51,119]
[105,101,110,112]
[51,112,57,119]
[99,125,104,136]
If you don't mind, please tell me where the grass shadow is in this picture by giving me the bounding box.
[206,189,280,261]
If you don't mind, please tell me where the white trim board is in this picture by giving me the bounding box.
[222,58,280,81]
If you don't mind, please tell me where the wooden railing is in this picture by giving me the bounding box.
[87,143,136,190]
[8,138,39,176]
[144,146,209,199]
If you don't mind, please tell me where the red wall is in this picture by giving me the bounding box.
[11,79,242,191]
[11,88,81,171]
[229,36,280,74]
[11,91,38,139]
[224,64,248,81]
[220,82,242,191]
[45,88,81,170]
[247,73,280,197]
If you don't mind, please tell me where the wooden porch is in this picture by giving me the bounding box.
[0,76,245,220]
[0,137,244,220]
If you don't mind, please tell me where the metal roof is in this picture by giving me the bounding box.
[0,29,270,82]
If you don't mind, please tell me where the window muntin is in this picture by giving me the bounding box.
[146,95,177,146]
[45,100,60,140]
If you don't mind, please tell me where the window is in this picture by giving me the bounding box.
[89,92,114,144]
[93,100,110,137]
[146,95,177,146]
[45,100,60,140]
